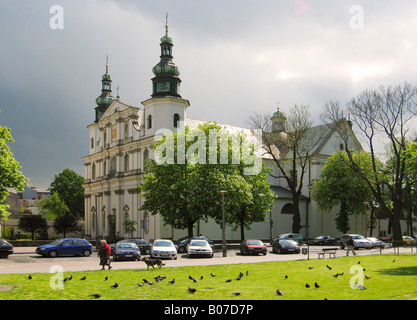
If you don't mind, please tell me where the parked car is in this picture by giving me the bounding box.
[402,236,417,245]
[187,239,214,258]
[175,236,214,253]
[0,239,14,258]
[240,239,267,255]
[340,234,373,250]
[366,237,386,248]
[272,233,303,245]
[118,239,152,255]
[112,242,141,261]
[35,238,93,258]
[151,239,177,260]
[307,235,337,246]
[272,239,300,254]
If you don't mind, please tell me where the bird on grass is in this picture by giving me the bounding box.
[28,275,32,280]
[80,276,86,280]
[111,283,119,288]
[143,278,149,284]
[137,283,144,287]
[326,265,332,270]
[210,273,216,277]
[104,276,108,281]
[90,294,101,298]
[200,276,204,280]
[246,271,250,276]
[392,259,396,262]
[314,282,320,289]
[68,275,73,281]
[232,292,241,296]
[276,289,284,296]
[305,283,310,288]
[169,279,175,284]
[357,261,360,264]
[308,266,314,270]
[188,287,196,293]
[333,273,339,278]
[365,275,371,280]
[225,278,232,283]
[338,272,344,276]
[284,275,288,279]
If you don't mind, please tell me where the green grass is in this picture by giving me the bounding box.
[1,254,416,300]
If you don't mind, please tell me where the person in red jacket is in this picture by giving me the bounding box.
[98,239,112,270]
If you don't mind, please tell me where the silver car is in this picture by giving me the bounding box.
[150,239,177,260]
[366,237,386,248]
[187,239,214,258]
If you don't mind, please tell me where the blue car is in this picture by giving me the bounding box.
[36,238,93,258]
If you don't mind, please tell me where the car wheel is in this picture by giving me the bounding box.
[144,249,150,255]
[178,246,186,253]
[82,250,91,257]
[48,250,58,258]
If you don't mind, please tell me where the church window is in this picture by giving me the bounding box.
[92,163,96,179]
[124,123,129,139]
[124,154,129,172]
[91,137,94,149]
[281,203,295,214]
[173,113,180,128]
[147,115,152,129]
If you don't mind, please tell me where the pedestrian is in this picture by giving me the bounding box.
[346,236,357,256]
[98,239,112,270]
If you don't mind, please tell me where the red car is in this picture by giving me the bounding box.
[240,239,267,255]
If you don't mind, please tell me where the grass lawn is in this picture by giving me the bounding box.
[0,254,416,300]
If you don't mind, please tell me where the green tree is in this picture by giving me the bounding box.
[0,111,29,220]
[18,215,48,240]
[39,192,69,220]
[140,122,274,239]
[53,214,81,237]
[312,151,375,233]
[50,168,85,219]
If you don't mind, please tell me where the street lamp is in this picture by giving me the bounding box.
[219,190,227,257]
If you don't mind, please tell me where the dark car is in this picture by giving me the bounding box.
[112,242,141,261]
[240,239,267,255]
[272,239,300,254]
[35,238,93,258]
[175,236,214,253]
[272,233,303,245]
[118,239,152,255]
[0,239,14,258]
[307,236,337,246]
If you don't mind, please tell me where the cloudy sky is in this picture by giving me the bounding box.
[1,0,417,188]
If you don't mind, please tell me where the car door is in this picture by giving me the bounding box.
[58,240,74,256]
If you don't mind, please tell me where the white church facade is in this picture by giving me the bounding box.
[82,24,373,243]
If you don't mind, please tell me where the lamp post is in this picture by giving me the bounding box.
[220,190,227,257]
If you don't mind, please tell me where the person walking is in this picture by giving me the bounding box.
[98,239,112,270]
[346,235,357,256]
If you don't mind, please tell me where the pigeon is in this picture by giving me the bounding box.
[28,275,32,280]
[365,275,371,280]
[147,282,154,285]
[333,273,339,278]
[111,283,119,288]
[305,283,310,288]
[276,289,284,296]
[338,272,344,276]
[315,282,320,289]
[200,276,204,280]
[137,283,144,287]
[188,287,196,293]
[246,271,250,276]
[210,273,216,277]
[238,272,243,278]
[353,284,367,290]
[169,279,175,284]
[392,259,395,262]
[104,276,108,281]
[188,275,194,280]
[308,266,314,270]
[143,278,149,284]
[232,292,241,296]
[326,265,332,270]
[357,261,360,264]
[285,275,288,279]
[90,293,101,298]
[80,276,86,280]
[235,276,242,281]
[62,277,68,283]
[68,275,73,281]
[225,278,232,283]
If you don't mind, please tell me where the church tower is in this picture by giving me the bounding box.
[271,107,286,133]
[94,57,115,123]
[142,19,190,135]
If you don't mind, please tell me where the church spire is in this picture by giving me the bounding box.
[95,55,115,122]
[151,15,181,98]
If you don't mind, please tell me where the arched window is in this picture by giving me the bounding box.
[91,137,94,149]
[124,122,129,139]
[281,203,295,214]
[147,115,152,129]
[124,154,129,172]
[92,163,96,179]
[173,113,180,128]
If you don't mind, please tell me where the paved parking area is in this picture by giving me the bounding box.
[0,244,414,274]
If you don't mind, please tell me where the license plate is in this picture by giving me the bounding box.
[288,249,294,251]
[125,254,132,257]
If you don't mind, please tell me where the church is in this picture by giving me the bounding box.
[82,24,371,243]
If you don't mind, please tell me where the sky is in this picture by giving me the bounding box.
[1,0,417,188]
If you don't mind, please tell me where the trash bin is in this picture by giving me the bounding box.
[302,247,308,255]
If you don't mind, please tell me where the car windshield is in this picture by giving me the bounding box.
[247,240,263,245]
[353,235,365,239]
[49,239,64,245]
[154,241,173,247]
[190,241,208,247]
[116,243,136,248]
[280,240,297,245]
